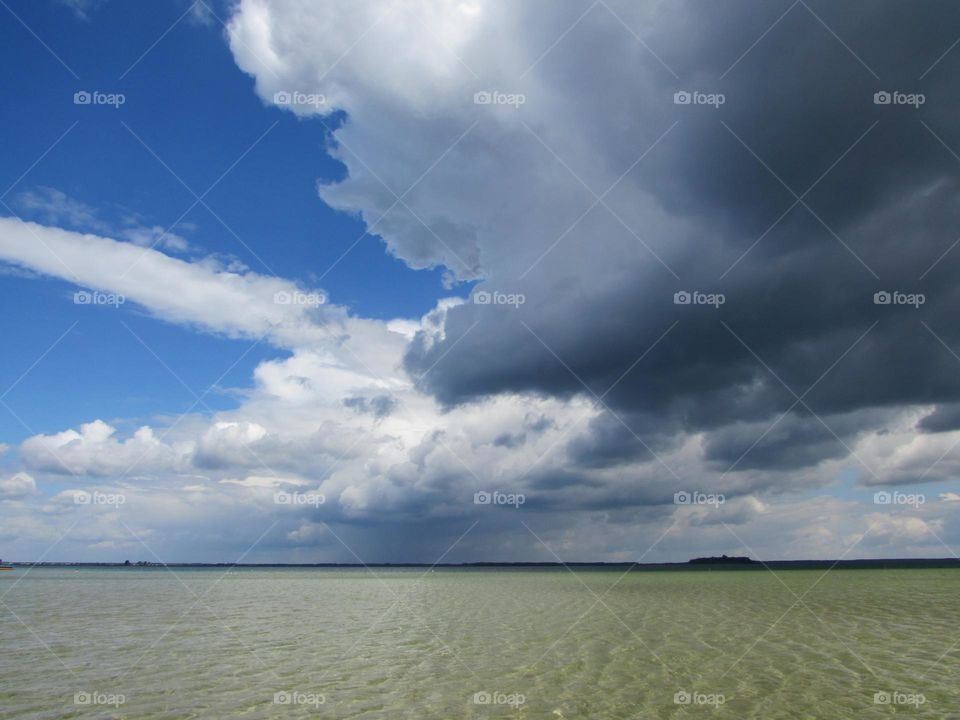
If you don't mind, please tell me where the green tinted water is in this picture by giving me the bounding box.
[1,568,957,718]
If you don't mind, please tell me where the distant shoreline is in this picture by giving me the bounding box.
[4,558,959,570]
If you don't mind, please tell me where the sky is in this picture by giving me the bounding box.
[2,0,960,563]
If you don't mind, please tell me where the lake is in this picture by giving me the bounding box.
[1,567,956,718]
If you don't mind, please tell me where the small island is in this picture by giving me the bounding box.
[688,555,756,565]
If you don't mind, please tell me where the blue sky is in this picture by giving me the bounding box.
[0,0,451,443]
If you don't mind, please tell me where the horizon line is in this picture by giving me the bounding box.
[4,557,960,569]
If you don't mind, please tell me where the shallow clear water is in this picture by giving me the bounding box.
[0,567,957,718]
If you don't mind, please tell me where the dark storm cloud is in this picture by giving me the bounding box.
[631,0,960,228]
[404,0,960,476]
[917,403,960,433]
[917,404,960,433]
[700,407,902,471]
[564,410,685,469]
